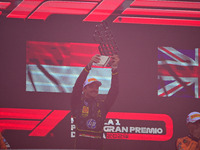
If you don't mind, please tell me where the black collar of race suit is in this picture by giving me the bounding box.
[188,134,200,142]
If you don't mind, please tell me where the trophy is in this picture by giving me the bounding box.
[93,21,119,67]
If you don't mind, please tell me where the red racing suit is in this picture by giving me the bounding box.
[176,135,200,150]
[0,133,7,149]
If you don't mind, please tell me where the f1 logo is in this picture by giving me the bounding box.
[0,0,200,26]
[1,0,200,26]
[0,108,173,141]
[2,0,124,21]
[0,108,70,136]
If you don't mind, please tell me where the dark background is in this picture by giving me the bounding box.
[1,13,200,150]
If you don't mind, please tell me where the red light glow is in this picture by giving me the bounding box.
[0,108,51,119]
[27,41,100,67]
[29,110,70,136]
[123,8,200,18]
[0,120,40,132]
[83,0,125,22]
[114,16,200,27]
[7,0,45,19]
[0,2,11,9]
[28,1,97,20]
[131,0,200,9]
[0,108,173,140]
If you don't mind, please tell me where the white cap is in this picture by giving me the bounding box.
[83,78,102,88]
[186,112,200,124]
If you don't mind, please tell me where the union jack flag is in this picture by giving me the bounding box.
[158,47,200,98]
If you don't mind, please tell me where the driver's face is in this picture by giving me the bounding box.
[83,83,99,99]
[194,120,200,127]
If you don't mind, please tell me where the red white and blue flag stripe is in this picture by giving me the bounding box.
[158,47,199,98]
